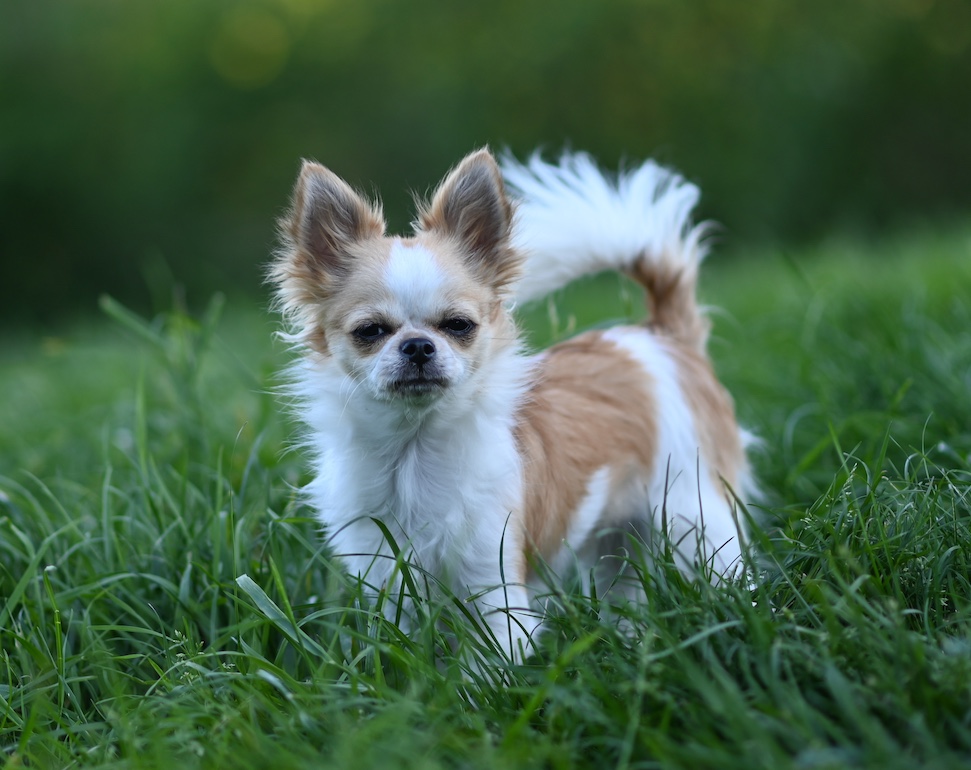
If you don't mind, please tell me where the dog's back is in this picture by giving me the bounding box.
[503,153,754,582]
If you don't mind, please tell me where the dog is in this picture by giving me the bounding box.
[269,148,755,661]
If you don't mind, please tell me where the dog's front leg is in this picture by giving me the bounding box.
[454,533,539,663]
[473,582,538,663]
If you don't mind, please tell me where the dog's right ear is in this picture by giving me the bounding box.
[281,161,386,283]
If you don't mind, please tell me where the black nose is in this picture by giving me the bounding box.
[399,337,436,366]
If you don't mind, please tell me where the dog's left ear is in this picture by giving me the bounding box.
[419,149,520,292]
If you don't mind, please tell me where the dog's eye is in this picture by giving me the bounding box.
[353,322,388,341]
[440,317,476,336]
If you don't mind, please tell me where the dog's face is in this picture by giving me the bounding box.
[323,234,504,403]
[272,149,522,405]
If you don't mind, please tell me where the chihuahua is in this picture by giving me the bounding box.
[270,148,755,660]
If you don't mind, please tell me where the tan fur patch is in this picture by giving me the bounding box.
[515,331,659,563]
[628,252,709,352]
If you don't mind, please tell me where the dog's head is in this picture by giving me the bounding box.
[271,149,522,406]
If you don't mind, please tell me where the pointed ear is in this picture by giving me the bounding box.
[282,160,385,282]
[418,149,520,291]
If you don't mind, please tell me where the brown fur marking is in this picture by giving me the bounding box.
[516,331,658,562]
[628,251,709,352]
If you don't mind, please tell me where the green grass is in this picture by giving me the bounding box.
[2,228,971,769]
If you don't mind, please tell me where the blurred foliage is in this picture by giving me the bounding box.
[2,0,969,324]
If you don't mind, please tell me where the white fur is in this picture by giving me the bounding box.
[602,327,742,575]
[384,240,447,315]
[290,325,539,656]
[501,151,709,304]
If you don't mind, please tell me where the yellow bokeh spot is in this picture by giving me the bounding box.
[210,7,290,89]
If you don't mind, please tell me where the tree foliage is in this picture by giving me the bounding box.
[2,0,969,322]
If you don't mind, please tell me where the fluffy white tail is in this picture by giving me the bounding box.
[501,151,712,347]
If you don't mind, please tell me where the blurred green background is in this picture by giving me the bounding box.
[3,0,969,327]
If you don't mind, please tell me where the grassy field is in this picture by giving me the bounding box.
[2,228,970,769]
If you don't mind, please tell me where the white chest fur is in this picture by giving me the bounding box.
[294,350,530,601]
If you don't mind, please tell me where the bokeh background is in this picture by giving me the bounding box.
[3,0,969,327]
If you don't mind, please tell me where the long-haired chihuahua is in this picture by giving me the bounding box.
[269,148,756,661]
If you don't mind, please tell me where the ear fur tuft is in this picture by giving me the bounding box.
[286,161,385,279]
[268,161,386,348]
[418,149,521,292]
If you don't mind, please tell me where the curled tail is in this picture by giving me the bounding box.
[501,151,711,350]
